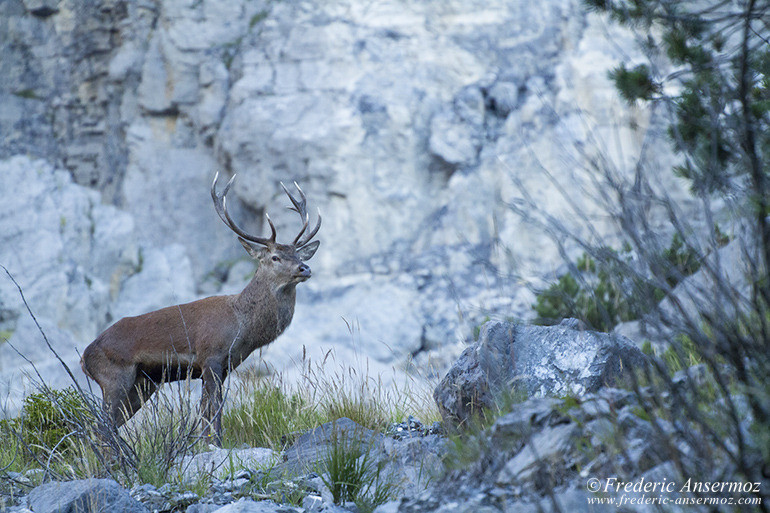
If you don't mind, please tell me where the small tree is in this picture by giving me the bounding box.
[586,0,769,261]
[579,0,770,505]
[517,0,769,507]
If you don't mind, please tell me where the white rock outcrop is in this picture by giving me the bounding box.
[0,157,197,412]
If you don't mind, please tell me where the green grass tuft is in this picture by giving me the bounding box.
[222,380,319,450]
[12,89,41,100]
[249,10,268,29]
[318,431,400,512]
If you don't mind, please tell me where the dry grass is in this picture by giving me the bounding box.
[222,348,440,450]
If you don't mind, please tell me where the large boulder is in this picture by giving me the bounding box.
[27,478,149,513]
[180,447,278,482]
[434,319,645,426]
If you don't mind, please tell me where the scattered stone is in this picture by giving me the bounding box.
[187,503,221,513]
[372,501,401,513]
[301,494,323,512]
[544,488,613,513]
[672,363,710,389]
[211,489,235,506]
[385,416,443,440]
[495,423,579,487]
[211,498,298,512]
[5,473,30,487]
[130,483,166,511]
[489,397,563,446]
[4,507,35,513]
[27,479,149,513]
[24,469,44,482]
[234,469,251,481]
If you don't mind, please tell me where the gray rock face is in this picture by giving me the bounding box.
[434,320,645,425]
[0,0,668,275]
[0,157,136,343]
[27,478,149,513]
[396,387,671,512]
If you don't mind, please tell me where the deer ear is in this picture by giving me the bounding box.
[297,240,320,261]
[239,237,266,259]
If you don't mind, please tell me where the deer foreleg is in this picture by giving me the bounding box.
[201,362,225,445]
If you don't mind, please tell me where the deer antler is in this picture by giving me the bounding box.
[211,172,277,246]
[281,181,322,248]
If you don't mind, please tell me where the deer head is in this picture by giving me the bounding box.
[211,172,321,286]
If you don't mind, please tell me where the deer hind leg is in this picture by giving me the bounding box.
[201,361,226,446]
[120,375,159,426]
[101,366,157,430]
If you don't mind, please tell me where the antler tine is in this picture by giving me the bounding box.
[280,181,307,213]
[212,172,276,246]
[293,180,307,206]
[281,181,314,246]
[297,208,322,248]
[211,172,235,225]
[263,212,278,242]
[291,212,310,245]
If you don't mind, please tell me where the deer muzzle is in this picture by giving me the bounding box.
[296,263,311,280]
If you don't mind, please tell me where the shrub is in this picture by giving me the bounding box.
[10,388,93,456]
[533,233,710,331]
[533,252,633,331]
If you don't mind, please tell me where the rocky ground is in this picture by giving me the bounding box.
[1,318,766,512]
[3,385,757,513]
[0,320,693,511]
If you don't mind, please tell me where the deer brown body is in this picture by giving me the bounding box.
[80,174,320,444]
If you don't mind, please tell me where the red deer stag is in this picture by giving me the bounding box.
[81,173,321,444]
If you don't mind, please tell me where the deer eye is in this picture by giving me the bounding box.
[271,255,280,262]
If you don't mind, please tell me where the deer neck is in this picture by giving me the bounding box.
[272,282,297,335]
[234,266,297,338]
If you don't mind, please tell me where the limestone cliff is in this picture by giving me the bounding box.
[0,0,688,411]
